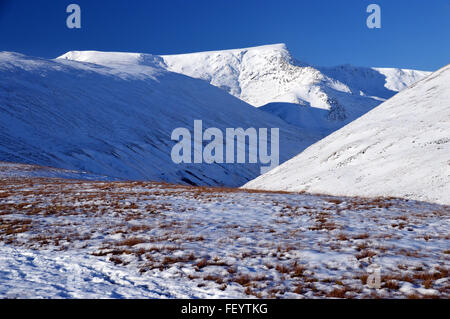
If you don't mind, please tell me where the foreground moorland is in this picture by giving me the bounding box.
[0,173,448,298]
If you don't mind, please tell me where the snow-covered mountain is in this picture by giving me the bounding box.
[0,51,316,186]
[158,44,430,135]
[0,45,433,187]
[244,64,450,205]
[60,45,429,138]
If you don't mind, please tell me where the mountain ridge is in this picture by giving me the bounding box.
[59,44,431,138]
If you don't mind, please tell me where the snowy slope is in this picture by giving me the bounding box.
[0,51,316,186]
[159,44,430,134]
[244,64,450,205]
[0,161,113,180]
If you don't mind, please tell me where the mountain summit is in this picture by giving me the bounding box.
[160,44,430,135]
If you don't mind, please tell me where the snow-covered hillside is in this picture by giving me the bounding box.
[244,64,450,205]
[61,44,430,137]
[0,51,315,186]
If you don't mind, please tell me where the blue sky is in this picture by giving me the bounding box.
[0,0,449,71]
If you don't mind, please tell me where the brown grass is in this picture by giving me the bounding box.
[326,288,347,298]
[355,250,376,260]
[116,237,147,246]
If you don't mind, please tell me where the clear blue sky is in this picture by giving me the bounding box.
[0,0,449,71]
